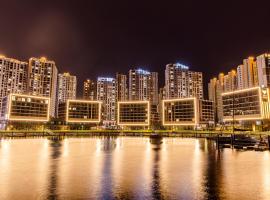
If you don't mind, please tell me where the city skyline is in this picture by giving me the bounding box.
[1,1,270,95]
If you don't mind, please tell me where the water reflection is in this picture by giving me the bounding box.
[47,137,63,199]
[202,139,223,200]
[0,137,270,200]
[150,137,165,200]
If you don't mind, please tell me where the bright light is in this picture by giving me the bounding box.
[135,68,151,75]
[221,86,260,96]
[175,63,189,70]
[97,77,114,82]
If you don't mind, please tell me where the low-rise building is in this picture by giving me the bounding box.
[58,99,102,124]
[117,101,150,127]
[222,87,270,122]
[162,98,198,126]
[162,98,214,128]
[0,94,50,129]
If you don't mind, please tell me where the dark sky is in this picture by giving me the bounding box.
[1,0,270,97]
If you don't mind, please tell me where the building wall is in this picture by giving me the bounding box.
[129,69,158,105]
[28,57,58,117]
[116,73,128,101]
[117,101,149,126]
[257,54,270,87]
[221,87,270,122]
[58,100,101,123]
[83,79,97,100]
[97,77,116,121]
[165,63,203,100]
[1,94,50,122]
[0,56,28,113]
[162,98,198,126]
[57,73,77,104]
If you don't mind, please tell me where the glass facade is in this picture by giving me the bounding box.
[163,99,196,125]
[118,102,149,125]
[2,94,49,121]
[221,87,268,121]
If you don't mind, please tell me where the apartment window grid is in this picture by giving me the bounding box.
[68,102,99,120]
[119,104,148,123]
[9,97,48,118]
[164,101,195,122]
[222,90,261,117]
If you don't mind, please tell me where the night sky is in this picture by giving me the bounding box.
[1,0,270,96]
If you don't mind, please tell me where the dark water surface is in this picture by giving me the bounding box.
[0,137,269,200]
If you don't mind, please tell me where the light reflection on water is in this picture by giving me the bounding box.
[0,137,270,200]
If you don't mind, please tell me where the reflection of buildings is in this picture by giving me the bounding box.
[150,137,164,199]
[47,138,63,199]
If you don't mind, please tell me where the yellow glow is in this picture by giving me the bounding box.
[117,101,150,126]
[7,93,50,122]
[223,116,263,121]
[221,86,260,96]
[66,99,102,123]
[162,98,198,126]
[222,86,270,121]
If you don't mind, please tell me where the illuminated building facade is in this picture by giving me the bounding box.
[83,79,97,100]
[257,53,270,87]
[165,63,203,100]
[162,98,214,127]
[28,57,58,117]
[117,101,150,127]
[222,87,270,122]
[0,55,28,113]
[129,69,158,105]
[57,73,77,104]
[162,98,198,126]
[97,77,117,122]
[116,73,128,101]
[0,94,50,122]
[237,57,258,89]
[58,99,101,123]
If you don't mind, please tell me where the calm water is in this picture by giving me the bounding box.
[0,137,270,200]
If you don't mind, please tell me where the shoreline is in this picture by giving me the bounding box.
[1,130,270,138]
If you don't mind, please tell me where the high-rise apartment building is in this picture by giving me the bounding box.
[28,57,58,117]
[256,53,270,87]
[97,77,116,122]
[165,63,203,100]
[237,57,258,89]
[57,72,77,105]
[208,73,225,123]
[129,69,158,105]
[0,55,28,112]
[83,79,97,100]
[116,73,127,101]
[223,70,237,92]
